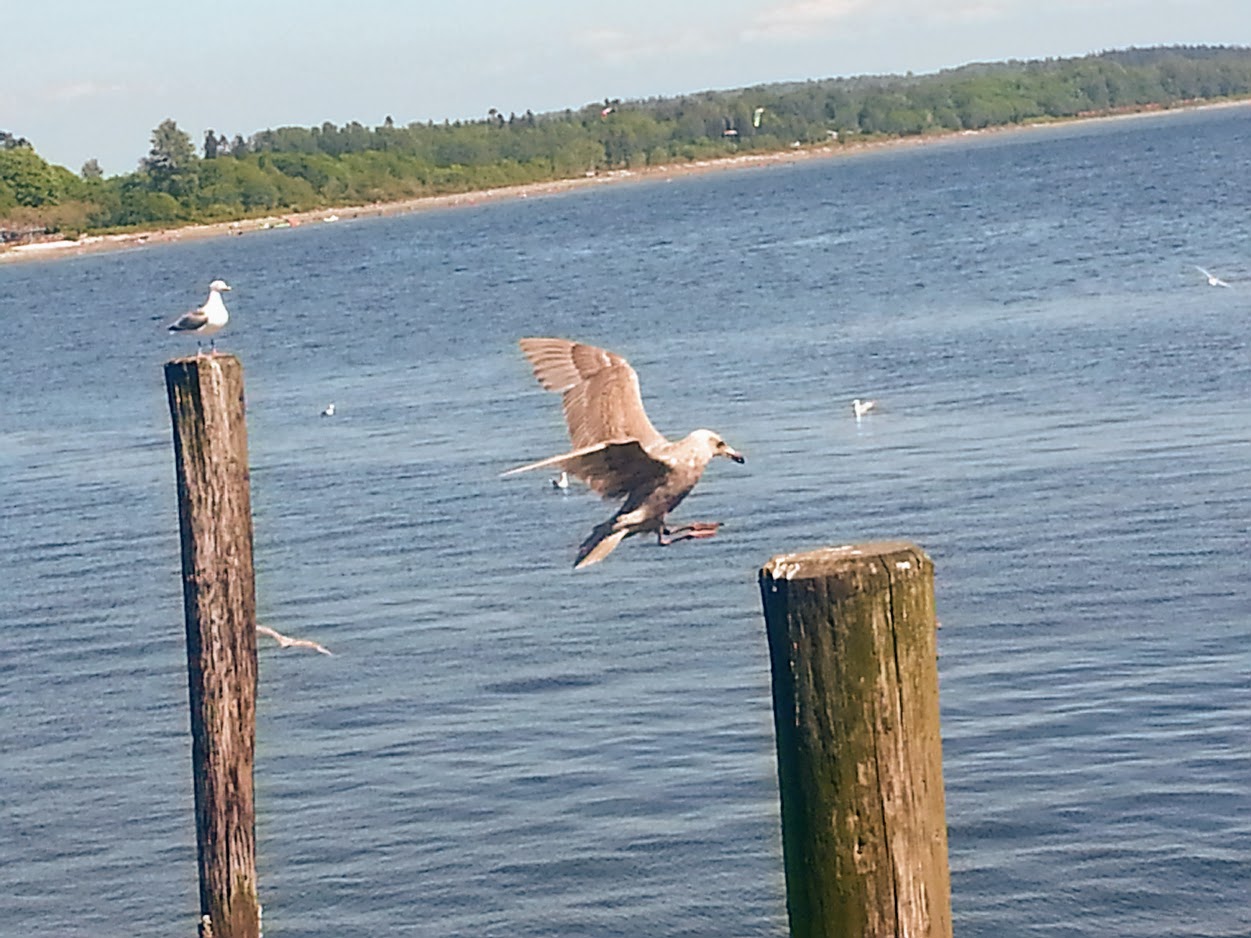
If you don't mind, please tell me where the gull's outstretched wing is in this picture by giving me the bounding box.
[502,439,669,499]
[1194,265,1231,286]
[519,338,667,451]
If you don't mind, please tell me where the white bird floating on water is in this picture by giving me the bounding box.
[504,337,745,569]
[1194,265,1230,288]
[852,398,876,419]
[551,470,570,490]
[168,279,231,351]
[321,402,336,417]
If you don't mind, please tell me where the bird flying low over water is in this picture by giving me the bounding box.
[1194,265,1230,288]
[503,337,745,569]
[168,279,231,351]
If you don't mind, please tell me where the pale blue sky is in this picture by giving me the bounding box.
[4,0,1250,175]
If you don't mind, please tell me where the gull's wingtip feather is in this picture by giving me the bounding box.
[501,452,570,477]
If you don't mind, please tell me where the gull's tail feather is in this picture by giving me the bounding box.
[575,521,628,569]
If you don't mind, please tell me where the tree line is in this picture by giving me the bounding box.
[4,45,1251,241]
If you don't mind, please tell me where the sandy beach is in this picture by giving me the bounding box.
[0,142,861,265]
[3,101,1242,266]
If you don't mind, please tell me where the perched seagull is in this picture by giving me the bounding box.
[503,337,745,569]
[321,402,336,417]
[551,470,570,491]
[168,279,231,351]
[852,398,876,419]
[1194,265,1230,288]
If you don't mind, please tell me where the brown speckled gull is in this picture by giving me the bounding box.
[503,337,745,569]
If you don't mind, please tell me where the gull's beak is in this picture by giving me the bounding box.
[725,445,745,464]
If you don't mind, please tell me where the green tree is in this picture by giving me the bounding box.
[144,118,195,173]
[118,189,183,225]
[143,118,198,198]
[10,44,1251,237]
[81,158,103,180]
[235,161,280,209]
[0,178,17,215]
[0,146,81,205]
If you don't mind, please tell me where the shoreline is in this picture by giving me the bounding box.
[0,144,868,265]
[4,99,1245,266]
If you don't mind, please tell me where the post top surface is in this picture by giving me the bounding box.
[167,353,241,367]
[760,541,929,583]
[164,354,245,387]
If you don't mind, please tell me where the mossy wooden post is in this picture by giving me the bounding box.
[758,542,951,938]
[165,355,260,938]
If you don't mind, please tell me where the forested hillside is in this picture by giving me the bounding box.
[3,45,1249,241]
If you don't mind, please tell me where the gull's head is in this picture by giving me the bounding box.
[692,429,745,464]
[209,279,232,292]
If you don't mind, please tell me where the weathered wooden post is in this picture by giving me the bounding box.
[758,542,951,938]
[165,354,260,938]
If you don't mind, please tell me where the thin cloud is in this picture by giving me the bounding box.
[747,0,872,40]
[577,27,652,66]
[576,0,1127,65]
[574,24,731,66]
[743,0,1021,41]
[43,80,127,103]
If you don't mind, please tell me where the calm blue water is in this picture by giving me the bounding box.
[2,106,1249,937]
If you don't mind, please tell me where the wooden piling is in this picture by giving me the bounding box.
[758,542,951,938]
[165,355,260,938]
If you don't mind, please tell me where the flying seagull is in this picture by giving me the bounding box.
[168,279,231,350]
[257,624,332,656]
[503,337,745,569]
[1194,265,1230,288]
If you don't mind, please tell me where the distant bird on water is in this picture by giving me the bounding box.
[852,398,876,419]
[1194,265,1230,288]
[503,337,745,569]
[168,279,231,351]
[321,402,336,417]
[551,470,570,491]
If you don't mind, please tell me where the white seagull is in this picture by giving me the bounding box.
[551,470,570,491]
[321,403,336,417]
[852,398,876,419]
[168,279,232,350]
[1194,265,1230,288]
[256,624,332,656]
[504,337,745,569]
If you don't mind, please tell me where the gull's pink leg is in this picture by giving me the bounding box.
[658,522,722,546]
